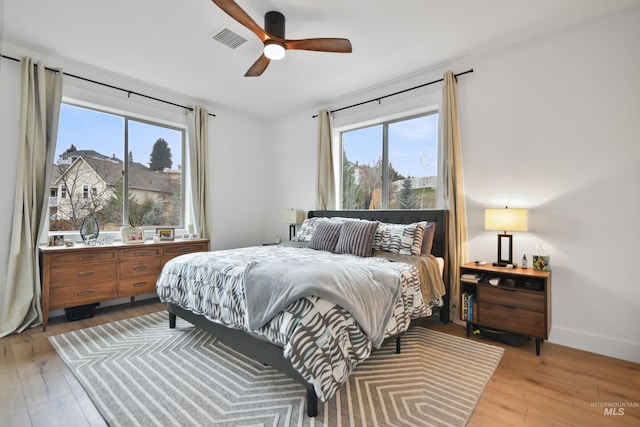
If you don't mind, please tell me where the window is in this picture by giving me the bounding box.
[340,112,438,210]
[49,103,185,232]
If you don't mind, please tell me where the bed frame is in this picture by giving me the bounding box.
[167,209,449,417]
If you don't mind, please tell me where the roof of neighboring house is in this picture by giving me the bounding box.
[52,154,177,194]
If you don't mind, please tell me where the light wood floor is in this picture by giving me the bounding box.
[1,299,638,426]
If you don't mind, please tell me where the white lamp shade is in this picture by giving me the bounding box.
[281,209,304,224]
[264,42,285,60]
[485,208,528,232]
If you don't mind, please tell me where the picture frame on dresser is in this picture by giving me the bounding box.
[156,227,175,241]
[122,227,145,243]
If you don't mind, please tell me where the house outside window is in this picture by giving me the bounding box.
[340,112,439,210]
[49,103,185,232]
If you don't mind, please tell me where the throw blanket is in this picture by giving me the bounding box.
[245,261,401,347]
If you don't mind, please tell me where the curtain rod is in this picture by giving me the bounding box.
[312,68,473,118]
[1,54,216,117]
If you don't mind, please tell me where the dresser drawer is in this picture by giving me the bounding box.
[50,263,118,287]
[48,250,117,265]
[117,274,158,297]
[163,243,207,258]
[479,302,546,338]
[49,281,116,309]
[479,285,544,312]
[121,247,161,259]
[119,259,162,278]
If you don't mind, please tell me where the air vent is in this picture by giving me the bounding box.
[211,27,248,49]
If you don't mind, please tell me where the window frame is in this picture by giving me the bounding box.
[336,108,440,210]
[50,100,189,235]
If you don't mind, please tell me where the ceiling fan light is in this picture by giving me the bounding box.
[264,42,285,60]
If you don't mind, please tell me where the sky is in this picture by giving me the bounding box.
[342,113,439,178]
[56,104,183,168]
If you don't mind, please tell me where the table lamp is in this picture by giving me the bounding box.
[485,207,528,266]
[281,209,305,240]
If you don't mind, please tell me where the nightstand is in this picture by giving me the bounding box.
[460,262,552,355]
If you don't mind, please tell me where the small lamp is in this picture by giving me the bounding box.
[485,207,528,266]
[281,209,304,240]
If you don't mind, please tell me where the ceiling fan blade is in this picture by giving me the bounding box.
[284,38,352,53]
[211,0,269,41]
[245,54,271,77]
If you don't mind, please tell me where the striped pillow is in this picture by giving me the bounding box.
[335,219,379,257]
[372,221,426,256]
[308,220,343,252]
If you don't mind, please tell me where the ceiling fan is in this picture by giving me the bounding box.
[211,0,352,76]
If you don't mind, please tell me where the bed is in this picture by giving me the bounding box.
[157,209,449,417]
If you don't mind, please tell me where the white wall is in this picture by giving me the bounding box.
[267,7,640,363]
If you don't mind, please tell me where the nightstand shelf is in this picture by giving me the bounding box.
[460,262,551,355]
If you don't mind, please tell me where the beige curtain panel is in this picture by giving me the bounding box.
[442,70,469,323]
[316,109,336,210]
[1,58,62,337]
[188,106,210,239]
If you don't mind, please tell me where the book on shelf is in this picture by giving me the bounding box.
[462,292,475,321]
[461,273,480,282]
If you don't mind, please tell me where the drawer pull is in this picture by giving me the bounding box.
[76,271,94,277]
[133,265,148,271]
[135,251,149,256]
[77,255,94,261]
[76,289,94,296]
[178,247,190,253]
[133,282,147,288]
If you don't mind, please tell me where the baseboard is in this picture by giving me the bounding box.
[550,326,640,364]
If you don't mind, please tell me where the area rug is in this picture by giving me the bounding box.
[49,311,503,427]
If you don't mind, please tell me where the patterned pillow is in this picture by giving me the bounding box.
[335,219,379,257]
[421,222,437,255]
[292,217,325,242]
[308,220,343,252]
[372,221,426,256]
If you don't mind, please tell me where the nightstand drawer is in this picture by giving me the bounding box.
[479,302,545,337]
[480,286,544,312]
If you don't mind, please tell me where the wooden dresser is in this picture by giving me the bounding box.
[40,239,209,331]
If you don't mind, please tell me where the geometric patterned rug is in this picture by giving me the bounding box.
[49,311,503,427]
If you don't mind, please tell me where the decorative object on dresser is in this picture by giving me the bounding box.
[460,262,551,355]
[39,238,209,331]
[121,227,145,244]
[484,206,528,266]
[79,216,99,242]
[280,208,305,240]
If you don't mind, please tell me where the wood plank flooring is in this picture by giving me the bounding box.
[1,299,638,426]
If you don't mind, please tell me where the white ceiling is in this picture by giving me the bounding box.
[3,0,639,120]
